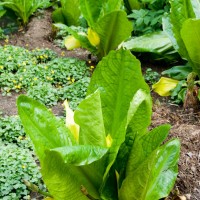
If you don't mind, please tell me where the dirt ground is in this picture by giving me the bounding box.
[0,9,199,200]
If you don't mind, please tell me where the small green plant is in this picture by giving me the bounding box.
[0,143,44,199]
[144,68,160,85]
[18,50,180,200]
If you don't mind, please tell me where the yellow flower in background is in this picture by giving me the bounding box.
[63,100,79,141]
[0,66,4,70]
[152,77,179,96]
[4,38,9,43]
[87,28,100,46]
[71,78,75,83]
[33,77,38,81]
[61,51,65,56]
[64,36,81,50]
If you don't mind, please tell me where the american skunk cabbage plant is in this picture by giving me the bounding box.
[62,0,132,59]
[17,50,180,200]
[153,0,200,107]
[0,0,50,25]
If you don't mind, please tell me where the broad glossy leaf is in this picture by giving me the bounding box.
[49,145,108,166]
[123,31,175,55]
[162,64,192,80]
[95,11,132,58]
[127,89,152,134]
[87,49,149,136]
[119,139,180,200]
[79,0,102,27]
[126,124,171,174]
[101,0,123,14]
[17,95,76,163]
[74,90,106,146]
[61,0,81,26]
[162,0,195,60]
[42,151,100,200]
[87,49,149,198]
[181,19,200,76]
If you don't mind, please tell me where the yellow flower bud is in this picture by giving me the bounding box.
[64,36,81,50]
[87,28,100,46]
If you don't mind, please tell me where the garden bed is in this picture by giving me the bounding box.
[0,8,199,200]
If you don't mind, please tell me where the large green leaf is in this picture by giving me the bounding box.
[87,49,149,136]
[126,124,171,174]
[79,0,102,27]
[162,0,196,60]
[127,89,152,135]
[61,0,81,26]
[17,95,76,163]
[123,31,175,55]
[42,151,101,200]
[75,90,106,146]
[87,49,149,198]
[119,139,180,200]
[49,145,108,166]
[181,19,200,76]
[95,11,132,58]
[101,0,123,14]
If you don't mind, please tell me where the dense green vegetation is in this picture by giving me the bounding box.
[1,0,199,199]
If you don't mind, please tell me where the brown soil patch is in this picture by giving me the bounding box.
[0,9,199,200]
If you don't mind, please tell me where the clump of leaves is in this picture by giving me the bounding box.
[144,68,160,85]
[128,9,164,35]
[17,49,180,200]
[0,0,51,25]
[0,143,44,199]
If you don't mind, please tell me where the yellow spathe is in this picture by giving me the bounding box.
[64,36,81,50]
[63,100,80,141]
[87,28,100,46]
[152,77,179,96]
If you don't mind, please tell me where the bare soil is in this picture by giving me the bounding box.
[0,9,199,200]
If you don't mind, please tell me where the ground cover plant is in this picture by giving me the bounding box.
[0,45,90,109]
[17,50,180,200]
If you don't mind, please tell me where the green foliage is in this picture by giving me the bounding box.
[0,45,90,108]
[64,0,132,59]
[0,0,51,25]
[52,0,81,26]
[0,115,32,149]
[163,0,200,76]
[144,68,160,85]
[17,49,180,200]
[128,9,164,35]
[122,31,179,62]
[0,143,44,199]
